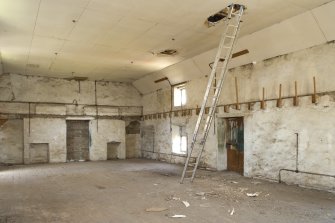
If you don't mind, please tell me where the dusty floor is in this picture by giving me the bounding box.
[0,159,334,223]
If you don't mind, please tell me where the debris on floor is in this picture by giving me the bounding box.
[168,214,186,218]
[166,195,180,201]
[230,208,235,216]
[251,181,262,185]
[196,192,205,196]
[182,201,190,207]
[230,181,238,184]
[239,188,248,193]
[246,192,260,197]
[145,207,168,212]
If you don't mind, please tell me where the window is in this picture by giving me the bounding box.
[172,125,187,154]
[173,84,186,107]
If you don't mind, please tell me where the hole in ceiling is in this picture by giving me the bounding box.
[207,10,227,24]
[158,49,178,56]
[206,4,245,27]
[26,64,39,69]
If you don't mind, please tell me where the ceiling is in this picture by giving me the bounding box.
[0,0,333,82]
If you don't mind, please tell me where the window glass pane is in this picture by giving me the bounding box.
[181,136,187,153]
[172,135,181,153]
[174,88,182,106]
[181,88,186,105]
[174,85,186,107]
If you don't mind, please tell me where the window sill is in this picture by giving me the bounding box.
[171,152,187,157]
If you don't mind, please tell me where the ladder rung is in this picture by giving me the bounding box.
[180,4,244,184]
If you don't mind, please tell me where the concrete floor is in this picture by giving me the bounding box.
[0,159,334,223]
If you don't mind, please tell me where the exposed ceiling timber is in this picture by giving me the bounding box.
[0,0,334,81]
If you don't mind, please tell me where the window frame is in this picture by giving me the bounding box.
[172,125,188,155]
[173,83,187,108]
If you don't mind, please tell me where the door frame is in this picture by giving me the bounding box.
[66,119,91,161]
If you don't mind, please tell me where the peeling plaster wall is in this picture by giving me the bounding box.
[141,42,335,191]
[126,121,141,158]
[90,120,126,160]
[243,97,335,191]
[0,119,23,164]
[0,73,142,164]
[23,118,66,164]
[0,73,141,106]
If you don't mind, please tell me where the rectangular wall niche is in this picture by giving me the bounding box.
[29,143,49,164]
[107,142,121,160]
[141,125,155,153]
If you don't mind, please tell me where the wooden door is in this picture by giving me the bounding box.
[226,117,244,174]
[66,120,89,161]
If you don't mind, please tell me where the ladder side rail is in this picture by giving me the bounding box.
[180,5,237,184]
[201,9,244,143]
[191,7,245,181]
[210,9,244,121]
[180,4,244,183]
[190,10,234,144]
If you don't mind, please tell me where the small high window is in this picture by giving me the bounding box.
[173,84,186,107]
[172,125,187,154]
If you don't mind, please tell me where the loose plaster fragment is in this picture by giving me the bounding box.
[239,188,248,193]
[230,208,235,215]
[246,192,260,197]
[169,214,186,218]
[251,181,261,185]
[165,195,180,201]
[196,192,205,196]
[182,201,190,207]
[145,207,168,212]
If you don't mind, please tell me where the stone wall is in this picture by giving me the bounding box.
[0,119,23,164]
[0,74,142,164]
[140,41,335,191]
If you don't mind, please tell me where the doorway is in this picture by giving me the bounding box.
[66,120,89,161]
[225,117,244,175]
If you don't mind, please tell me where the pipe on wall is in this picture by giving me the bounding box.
[278,133,335,184]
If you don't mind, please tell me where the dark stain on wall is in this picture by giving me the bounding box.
[126,121,140,134]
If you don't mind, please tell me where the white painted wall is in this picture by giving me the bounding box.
[0,73,141,106]
[1,73,142,164]
[242,97,335,191]
[140,41,335,191]
[90,119,126,160]
[23,118,67,164]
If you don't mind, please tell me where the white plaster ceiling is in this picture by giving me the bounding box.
[0,0,333,82]
[133,1,335,94]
